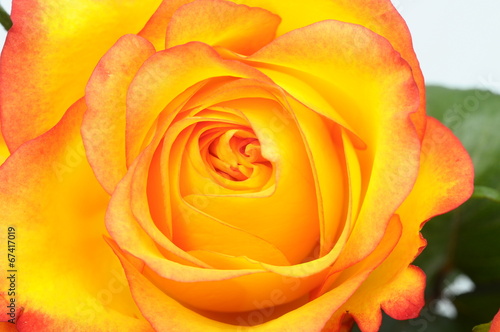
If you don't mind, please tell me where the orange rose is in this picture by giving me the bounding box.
[0,0,473,331]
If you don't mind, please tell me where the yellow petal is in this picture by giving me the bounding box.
[139,0,193,51]
[0,0,162,150]
[0,100,151,331]
[166,0,280,55]
[82,34,156,194]
[0,123,9,165]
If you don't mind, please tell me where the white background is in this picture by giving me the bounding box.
[1,0,500,93]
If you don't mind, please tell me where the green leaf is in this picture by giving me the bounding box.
[454,195,500,284]
[472,323,491,332]
[426,86,500,191]
[453,283,500,324]
[413,211,456,299]
[0,4,12,31]
[472,186,500,201]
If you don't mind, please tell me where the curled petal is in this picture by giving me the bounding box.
[139,0,193,50]
[166,0,281,55]
[82,34,156,194]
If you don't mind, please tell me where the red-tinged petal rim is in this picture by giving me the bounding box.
[82,34,156,194]
[380,266,426,321]
[340,0,426,138]
[398,117,474,223]
[138,0,193,51]
[166,0,280,55]
[335,265,425,332]
[0,0,162,151]
[316,214,402,296]
[0,100,152,331]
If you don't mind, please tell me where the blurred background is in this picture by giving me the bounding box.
[1,1,499,331]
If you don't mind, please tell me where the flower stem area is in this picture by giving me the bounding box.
[0,5,11,30]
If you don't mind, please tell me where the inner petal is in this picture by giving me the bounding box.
[206,129,271,182]
[184,117,275,194]
[178,98,320,264]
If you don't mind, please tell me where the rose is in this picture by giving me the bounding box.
[0,0,473,331]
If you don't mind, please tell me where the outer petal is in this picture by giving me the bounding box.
[110,242,239,331]
[247,20,421,270]
[398,117,474,220]
[0,322,17,331]
[82,34,156,194]
[326,265,425,332]
[139,0,193,50]
[166,0,280,55]
[491,310,500,332]
[0,101,151,331]
[0,0,162,150]
[380,266,426,321]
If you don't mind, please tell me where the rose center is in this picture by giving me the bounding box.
[203,129,270,181]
